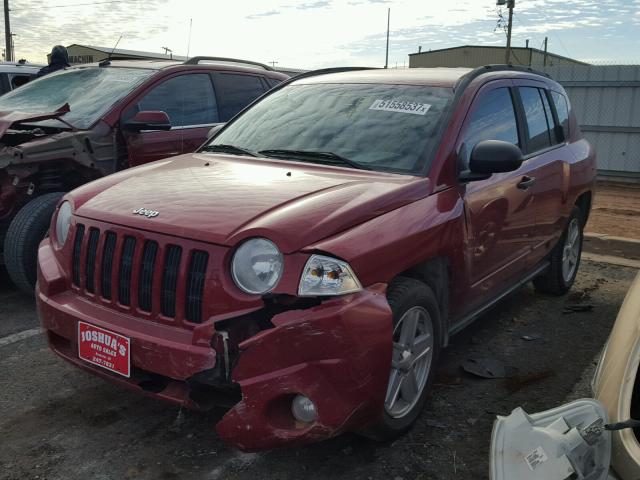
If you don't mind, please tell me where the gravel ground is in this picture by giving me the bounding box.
[587,182,640,239]
[0,260,637,480]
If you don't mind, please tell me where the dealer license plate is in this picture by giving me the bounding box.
[78,321,131,377]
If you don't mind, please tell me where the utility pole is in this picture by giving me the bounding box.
[543,36,548,66]
[4,0,11,62]
[384,8,390,69]
[504,0,514,64]
[270,61,278,68]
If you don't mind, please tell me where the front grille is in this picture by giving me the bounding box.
[71,224,209,324]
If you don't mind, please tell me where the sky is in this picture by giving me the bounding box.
[6,0,640,68]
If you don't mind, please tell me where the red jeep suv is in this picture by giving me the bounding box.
[36,65,596,451]
[1,56,287,293]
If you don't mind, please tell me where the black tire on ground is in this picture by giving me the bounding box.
[362,276,442,441]
[4,192,65,294]
[533,205,584,296]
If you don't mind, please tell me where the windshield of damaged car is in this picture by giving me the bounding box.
[0,67,153,129]
[206,83,453,175]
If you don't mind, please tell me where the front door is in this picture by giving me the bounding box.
[458,82,539,305]
[121,73,220,167]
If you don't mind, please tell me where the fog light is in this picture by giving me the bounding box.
[291,394,318,423]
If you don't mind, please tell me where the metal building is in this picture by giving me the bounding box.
[409,45,587,68]
[541,65,640,183]
[63,44,187,65]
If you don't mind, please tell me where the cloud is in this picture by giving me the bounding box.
[5,0,640,67]
[296,1,330,9]
[246,9,281,19]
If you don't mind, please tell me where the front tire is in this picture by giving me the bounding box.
[364,277,442,441]
[4,192,64,294]
[533,205,583,295]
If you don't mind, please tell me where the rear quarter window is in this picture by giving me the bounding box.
[550,91,570,140]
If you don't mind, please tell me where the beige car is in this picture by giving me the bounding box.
[491,272,640,480]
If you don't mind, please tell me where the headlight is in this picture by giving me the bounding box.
[231,238,283,294]
[55,201,72,246]
[298,254,362,296]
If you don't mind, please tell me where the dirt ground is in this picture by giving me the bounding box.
[0,260,636,480]
[586,182,640,239]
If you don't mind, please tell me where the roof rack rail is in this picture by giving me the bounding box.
[184,56,274,71]
[279,66,377,82]
[454,63,552,91]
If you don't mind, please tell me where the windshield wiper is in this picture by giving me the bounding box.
[202,143,258,157]
[258,149,370,170]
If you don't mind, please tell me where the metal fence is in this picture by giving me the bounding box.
[541,65,640,182]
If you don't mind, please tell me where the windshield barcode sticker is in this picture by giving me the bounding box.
[369,99,431,115]
[525,446,548,471]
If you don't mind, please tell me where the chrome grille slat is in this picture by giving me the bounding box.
[185,250,209,323]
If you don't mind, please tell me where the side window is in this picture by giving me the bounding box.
[518,87,552,152]
[540,90,560,145]
[550,91,570,140]
[215,73,266,121]
[459,87,519,169]
[136,74,219,127]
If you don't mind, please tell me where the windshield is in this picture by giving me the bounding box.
[0,67,154,129]
[207,83,453,175]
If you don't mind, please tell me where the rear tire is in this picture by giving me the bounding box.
[362,277,442,441]
[533,206,583,296]
[4,192,64,294]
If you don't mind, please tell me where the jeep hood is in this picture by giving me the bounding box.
[72,154,430,252]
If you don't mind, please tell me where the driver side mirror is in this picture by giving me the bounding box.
[123,111,172,132]
[460,140,523,182]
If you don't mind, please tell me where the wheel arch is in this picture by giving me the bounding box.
[395,256,451,347]
[574,190,592,227]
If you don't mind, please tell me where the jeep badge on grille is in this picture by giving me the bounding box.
[132,207,159,218]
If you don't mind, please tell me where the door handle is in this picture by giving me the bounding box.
[517,176,536,190]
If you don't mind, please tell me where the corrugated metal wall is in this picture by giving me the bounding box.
[541,65,640,180]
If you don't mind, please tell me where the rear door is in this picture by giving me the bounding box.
[212,71,268,122]
[121,73,220,167]
[511,82,568,267]
[458,81,539,305]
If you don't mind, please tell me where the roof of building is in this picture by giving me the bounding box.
[68,44,188,61]
[408,44,588,65]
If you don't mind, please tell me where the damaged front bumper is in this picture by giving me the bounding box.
[37,239,393,450]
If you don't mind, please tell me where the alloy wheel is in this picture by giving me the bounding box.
[562,218,581,282]
[384,306,434,419]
